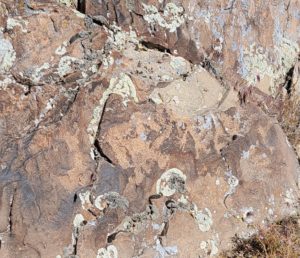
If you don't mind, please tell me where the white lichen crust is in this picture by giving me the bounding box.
[57,56,83,77]
[87,73,138,144]
[191,206,213,232]
[240,38,299,95]
[96,245,118,258]
[6,17,28,33]
[0,36,16,73]
[73,213,85,228]
[156,168,187,196]
[142,3,186,33]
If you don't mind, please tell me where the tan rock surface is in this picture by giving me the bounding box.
[0,1,299,258]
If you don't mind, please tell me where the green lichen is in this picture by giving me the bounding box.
[142,3,186,33]
[106,24,138,51]
[242,38,299,95]
[100,25,138,69]
[57,56,83,77]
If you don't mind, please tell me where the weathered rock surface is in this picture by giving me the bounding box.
[0,1,299,258]
[84,0,300,94]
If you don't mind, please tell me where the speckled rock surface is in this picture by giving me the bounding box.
[85,0,300,94]
[0,1,299,258]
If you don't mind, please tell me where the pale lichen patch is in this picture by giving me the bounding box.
[78,190,128,215]
[73,213,85,228]
[96,245,118,258]
[57,56,83,77]
[283,188,297,206]
[154,239,178,257]
[94,195,106,211]
[240,207,254,224]
[202,114,213,130]
[178,194,189,204]
[0,36,16,74]
[121,204,159,234]
[106,24,138,51]
[170,56,190,75]
[241,150,250,160]
[6,17,28,33]
[240,38,299,95]
[87,73,138,143]
[156,169,213,232]
[195,9,212,24]
[200,238,219,257]
[156,168,186,197]
[94,192,129,211]
[31,63,50,83]
[224,170,239,199]
[100,24,138,68]
[79,190,92,210]
[106,73,138,104]
[142,3,186,33]
[55,41,68,55]
[200,241,207,249]
[0,77,14,89]
[191,206,213,232]
[34,97,56,126]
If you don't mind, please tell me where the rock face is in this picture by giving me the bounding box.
[0,1,299,258]
[85,0,300,94]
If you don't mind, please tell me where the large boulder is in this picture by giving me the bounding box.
[0,1,299,258]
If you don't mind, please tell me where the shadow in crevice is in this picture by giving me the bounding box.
[77,0,86,14]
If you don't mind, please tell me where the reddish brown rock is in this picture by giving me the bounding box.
[85,0,300,95]
[95,97,299,256]
[0,1,299,258]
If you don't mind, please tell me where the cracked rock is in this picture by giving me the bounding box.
[0,1,299,258]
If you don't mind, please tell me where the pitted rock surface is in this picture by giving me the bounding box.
[0,1,299,258]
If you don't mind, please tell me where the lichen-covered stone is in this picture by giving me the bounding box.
[0,1,299,258]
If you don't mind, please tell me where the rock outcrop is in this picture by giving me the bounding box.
[85,0,300,94]
[0,1,299,257]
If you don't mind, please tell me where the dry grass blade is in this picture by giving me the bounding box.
[220,216,300,258]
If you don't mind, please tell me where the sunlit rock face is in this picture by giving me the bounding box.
[0,1,299,257]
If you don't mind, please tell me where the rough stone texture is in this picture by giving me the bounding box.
[0,1,299,258]
[85,0,300,95]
